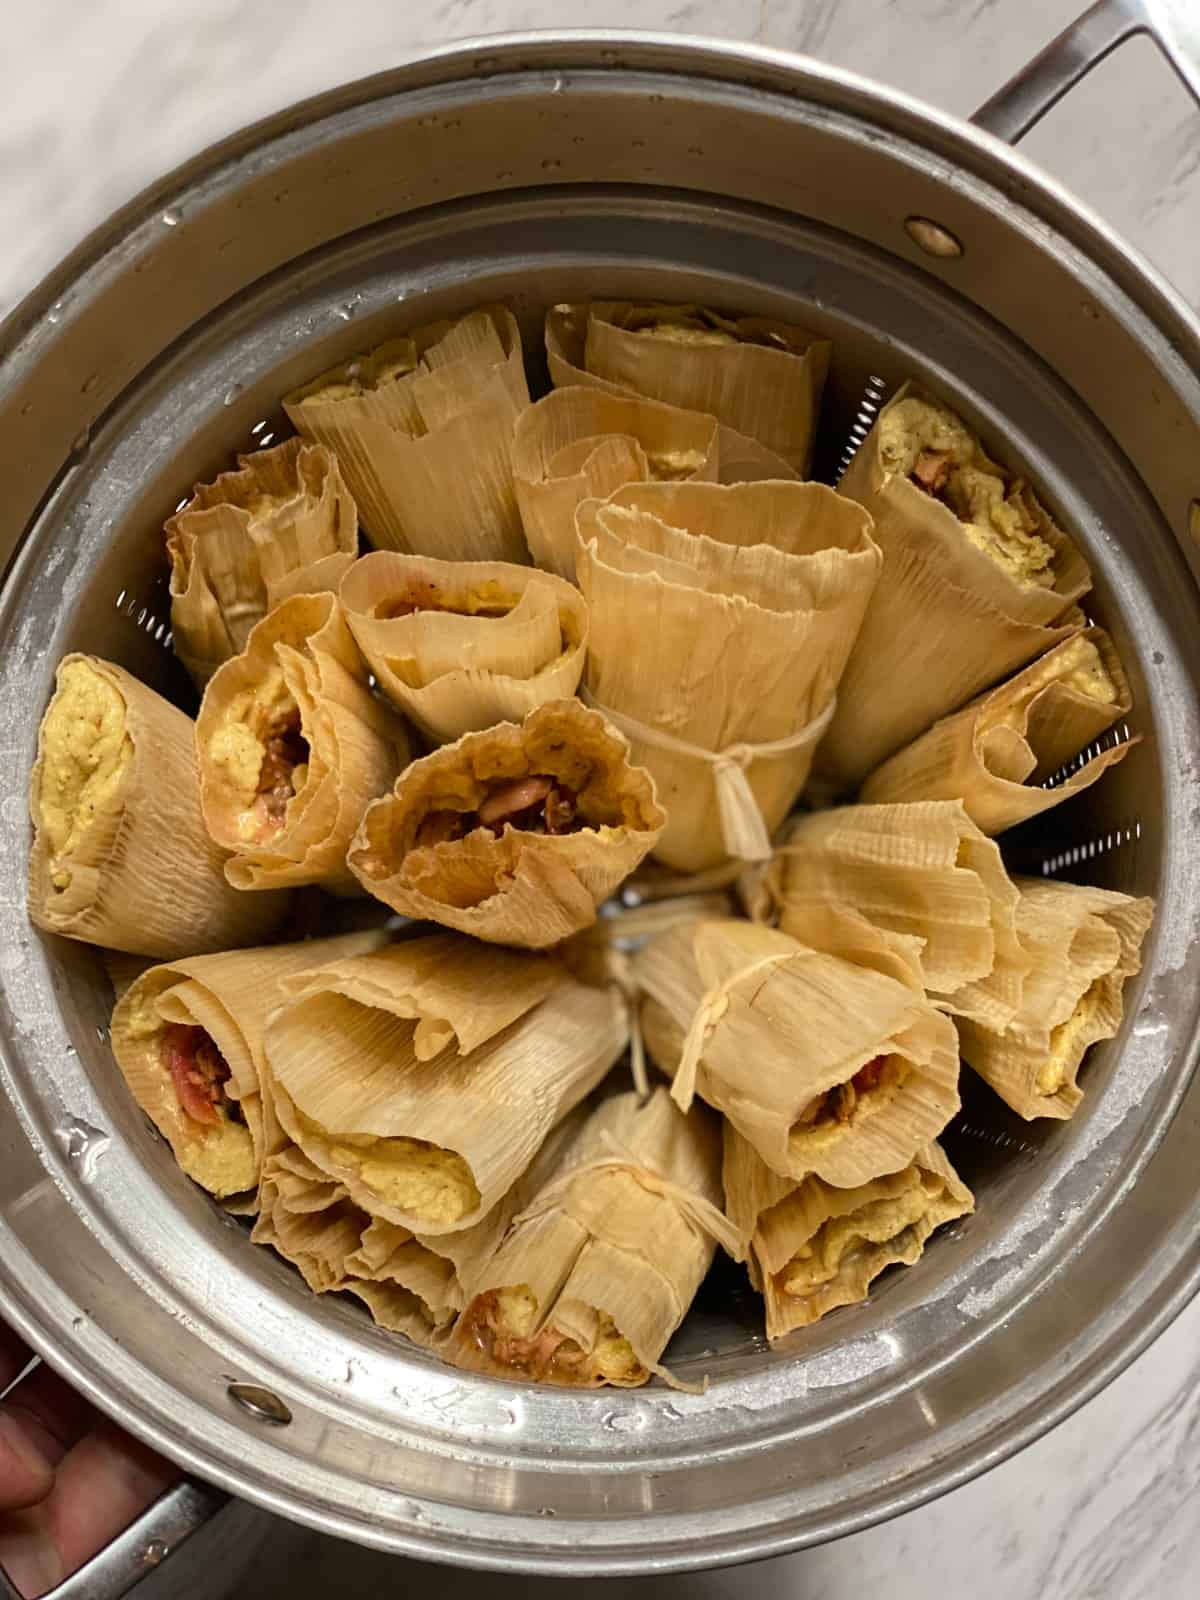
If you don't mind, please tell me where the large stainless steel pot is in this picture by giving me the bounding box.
[2,0,1200,1588]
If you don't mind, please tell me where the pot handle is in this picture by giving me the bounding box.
[971,0,1200,143]
[0,1479,226,1600]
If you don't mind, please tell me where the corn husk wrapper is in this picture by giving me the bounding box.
[165,438,359,688]
[860,629,1135,834]
[196,592,410,893]
[577,479,881,871]
[724,1125,972,1339]
[264,937,627,1233]
[635,917,961,1187]
[545,301,827,476]
[511,386,721,580]
[817,383,1092,792]
[339,551,588,742]
[28,655,288,958]
[110,931,382,1202]
[283,306,530,562]
[254,1107,589,1344]
[753,800,1029,1032]
[958,877,1153,1120]
[449,1088,738,1388]
[348,699,665,948]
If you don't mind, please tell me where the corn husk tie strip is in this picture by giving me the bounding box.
[166,437,359,688]
[339,551,588,743]
[859,629,1136,834]
[582,688,836,863]
[673,951,795,1114]
[284,306,530,562]
[29,655,289,958]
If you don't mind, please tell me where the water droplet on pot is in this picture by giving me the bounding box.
[223,383,244,406]
[602,1407,647,1433]
[58,1117,111,1180]
[143,1540,168,1567]
[551,75,565,94]
[47,300,69,325]
[161,207,183,228]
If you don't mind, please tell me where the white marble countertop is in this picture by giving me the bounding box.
[4,3,1200,1598]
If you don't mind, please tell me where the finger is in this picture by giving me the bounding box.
[0,1366,95,1516]
[0,1421,179,1597]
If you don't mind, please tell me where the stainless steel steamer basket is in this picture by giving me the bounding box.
[2,0,1200,1583]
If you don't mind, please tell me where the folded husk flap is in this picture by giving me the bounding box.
[264,936,628,1233]
[110,931,383,1202]
[29,655,288,958]
[859,628,1135,834]
[545,300,830,475]
[512,386,721,580]
[197,591,410,893]
[253,1106,590,1344]
[283,305,530,562]
[754,800,1028,1032]
[348,699,665,948]
[723,1125,973,1339]
[817,382,1092,792]
[576,479,880,872]
[635,916,961,1187]
[166,437,359,688]
[957,877,1153,1119]
[339,551,588,742]
[448,1087,732,1387]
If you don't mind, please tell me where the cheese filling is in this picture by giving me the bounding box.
[880,396,1057,590]
[779,1181,932,1297]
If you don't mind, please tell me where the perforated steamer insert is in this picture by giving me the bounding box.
[1,5,1200,1583]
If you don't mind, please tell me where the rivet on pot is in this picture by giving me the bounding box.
[904,217,964,259]
[1188,498,1200,543]
[227,1382,292,1425]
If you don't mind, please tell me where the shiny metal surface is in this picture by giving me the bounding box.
[1,25,1199,1578]
[972,0,1200,143]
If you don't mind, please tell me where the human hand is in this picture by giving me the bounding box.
[0,1322,178,1598]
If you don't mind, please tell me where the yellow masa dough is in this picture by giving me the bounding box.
[329,1133,481,1225]
[37,659,133,887]
[879,396,1057,590]
[1037,984,1102,1096]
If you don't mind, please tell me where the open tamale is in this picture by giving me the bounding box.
[348,699,665,947]
[859,628,1135,833]
[110,931,383,1201]
[29,655,288,957]
[817,383,1092,792]
[196,591,410,892]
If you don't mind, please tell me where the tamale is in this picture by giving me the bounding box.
[635,917,961,1187]
[196,591,410,892]
[339,551,587,742]
[450,1088,738,1387]
[958,877,1153,1119]
[348,699,664,947]
[724,1125,972,1339]
[283,306,530,562]
[28,655,287,958]
[166,437,358,687]
[817,383,1092,792]
[860,629,1135,834]
[264,937,627,1232]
